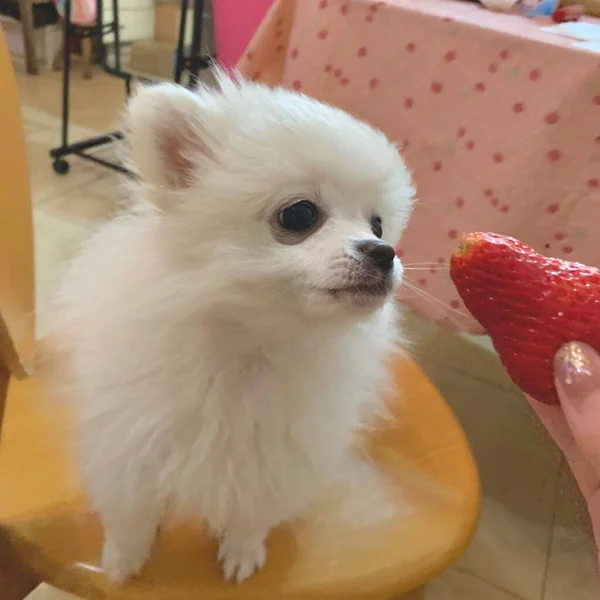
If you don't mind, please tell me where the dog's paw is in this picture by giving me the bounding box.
[101,536,150,584]
[218,534,267,583]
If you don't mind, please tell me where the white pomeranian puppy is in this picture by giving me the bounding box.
[48,72,414,584]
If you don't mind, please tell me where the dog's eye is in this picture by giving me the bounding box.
[371,216,383,239]
[279,201,319,232]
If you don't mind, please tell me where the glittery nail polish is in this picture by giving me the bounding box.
[554,342,600,411]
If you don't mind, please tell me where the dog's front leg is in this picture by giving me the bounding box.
[218,519,270,583]
[99,495,163,584]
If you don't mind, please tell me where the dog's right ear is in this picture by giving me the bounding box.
[124,83,214,191]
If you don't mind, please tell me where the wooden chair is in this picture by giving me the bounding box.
[0,28,480,600]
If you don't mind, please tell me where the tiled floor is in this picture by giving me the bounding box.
[16,66,599,600]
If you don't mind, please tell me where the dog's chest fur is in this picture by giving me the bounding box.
[76,305,398,534]
[163,316,394,526]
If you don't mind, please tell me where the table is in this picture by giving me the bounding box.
[238,0,600,332]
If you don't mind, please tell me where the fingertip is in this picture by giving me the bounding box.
[554,342,600,412]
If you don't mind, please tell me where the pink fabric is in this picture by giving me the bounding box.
[212,0,275,69]
[238,0,600,333]
[53,0,96,26]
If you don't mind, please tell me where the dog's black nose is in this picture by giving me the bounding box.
[357,240,396,271]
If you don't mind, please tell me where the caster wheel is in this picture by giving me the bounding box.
[52,159,70,175]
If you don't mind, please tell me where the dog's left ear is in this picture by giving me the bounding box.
[124,83,214,190]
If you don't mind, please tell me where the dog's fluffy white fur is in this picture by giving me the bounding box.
[48,73,414,584]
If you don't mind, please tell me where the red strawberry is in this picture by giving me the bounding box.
[450,232,600,405]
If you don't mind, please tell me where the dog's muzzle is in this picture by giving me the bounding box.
[355,240,395,273]
[326,240,396,299]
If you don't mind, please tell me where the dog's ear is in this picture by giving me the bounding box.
[124,83,214,190]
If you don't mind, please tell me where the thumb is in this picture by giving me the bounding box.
[554,342,600,472]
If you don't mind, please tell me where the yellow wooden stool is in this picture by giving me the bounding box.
[0,29,480,600]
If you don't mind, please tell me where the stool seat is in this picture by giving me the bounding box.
[0,356,479,600]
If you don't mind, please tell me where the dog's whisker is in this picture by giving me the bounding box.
[401,281,470,321]
[403,267,446,272]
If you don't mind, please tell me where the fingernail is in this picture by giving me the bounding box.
[555,342,600,410]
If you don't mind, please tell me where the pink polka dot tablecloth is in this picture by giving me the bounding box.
[237,0,600,333]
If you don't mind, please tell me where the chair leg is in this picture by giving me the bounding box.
[0,530,41,600]
[0,364,8,440]
[43,24,62,71]
[0,369,40,599]
[52,20,64,71]
[18,0,38,74]
[400,586,425,599]
[81,36,93,79]
[52,41,63,71]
